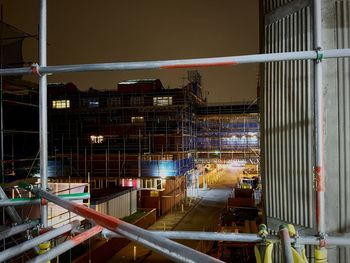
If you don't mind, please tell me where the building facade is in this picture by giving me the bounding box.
[48,78,203,214]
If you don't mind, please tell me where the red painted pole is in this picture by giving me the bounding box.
[27,225,103,263]
[23,185,223,263]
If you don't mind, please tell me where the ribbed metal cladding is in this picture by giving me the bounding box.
[264,0,294,13]
[262,4,314,227]
[335,1,350,261]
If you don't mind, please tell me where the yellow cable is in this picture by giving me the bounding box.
[291,247,308,263]
[254,243,273,263]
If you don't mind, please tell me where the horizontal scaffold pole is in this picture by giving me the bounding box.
[102,229,350,247]
[0,186,22,224]
[0,220,79,262]
[0,192,90,207]
[27,225,103,263]
[0,49,349,76]
[0,220,39,241]
[102,229,264,242]
[20,184,223,263]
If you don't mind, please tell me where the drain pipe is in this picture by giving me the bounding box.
[313,0,327,258]
[21,184,223,263]
[0,220,79,262]
[27,225,103,263]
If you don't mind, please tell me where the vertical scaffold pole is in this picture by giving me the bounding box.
[313,0,327,258]
[39,0,48,228]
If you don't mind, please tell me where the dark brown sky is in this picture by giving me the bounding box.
[1,0,259,103]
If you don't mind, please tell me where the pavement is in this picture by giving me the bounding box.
[108,167,242,263]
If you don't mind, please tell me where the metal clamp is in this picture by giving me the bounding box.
[318,232,327,248]
[30,63,41,76]
[315,49,324,63]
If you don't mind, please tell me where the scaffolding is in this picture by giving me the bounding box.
[0,0,349,262]
[196,105,260,162]
[47,80,201,180]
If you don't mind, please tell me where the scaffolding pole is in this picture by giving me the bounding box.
[279,226,293,263]
[0,220,38,241]
[0,192,90,207]
[39,0,48,228]
[27,225,103,263]
[313,0,326,251]
[0,220,79,262]
[102,229,350,246]
[0,186,22,224]
[0,49,349,76]
[22,185,223,263]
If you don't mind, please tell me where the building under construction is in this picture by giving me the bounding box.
[1,0,350,262]
[46,73,259,216]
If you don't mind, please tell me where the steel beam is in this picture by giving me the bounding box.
[0,220,79,262]
[0,49,349,76]
[22,186,223,263]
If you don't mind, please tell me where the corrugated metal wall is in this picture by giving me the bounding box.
[262,1,314,228]
[264,0,294,13]
[95,190,137,219]
[263,0,350,261]
[335,1,350,261]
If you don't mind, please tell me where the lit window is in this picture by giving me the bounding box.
[153,96,173,106]
[52,100,70,109]
[90,135,104,144]
[88,99,99,108]
[131,116,144,123]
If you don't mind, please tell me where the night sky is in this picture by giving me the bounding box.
[1,0,259,103]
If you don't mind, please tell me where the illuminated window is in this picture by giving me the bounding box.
[52,100,70,109]
[141,178,164,190]
[153,96,173,106]
[90,135,104,144]
[88,99,99,108]
[131,116,144,123]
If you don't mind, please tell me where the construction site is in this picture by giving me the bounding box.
[0,0,349,262]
